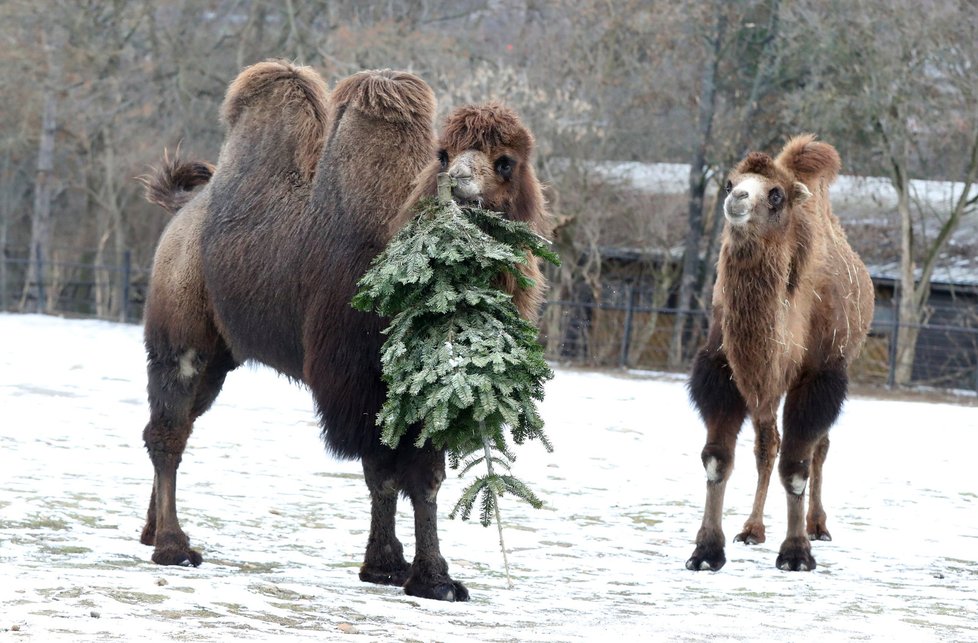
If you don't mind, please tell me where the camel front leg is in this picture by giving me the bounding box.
[776,367,848,571]
[400,444,469,601]
[359,450,410,586]
[686,344,748,571]
[735,415,780,545]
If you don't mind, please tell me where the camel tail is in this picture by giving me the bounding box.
[329,69,436,126]
[777,134,842,185]
[139,153,214,215]
[220,59,330,180]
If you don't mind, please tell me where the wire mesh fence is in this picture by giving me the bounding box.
[3,248,976,392]
[539,295,978,393]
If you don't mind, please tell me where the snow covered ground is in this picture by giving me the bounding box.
[1,314,976,642]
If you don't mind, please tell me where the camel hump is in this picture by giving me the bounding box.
[330,69,435,125]
[777,134,841,185]
[220,60,330,179]
[221,59,330,130]
[139,151,214,214]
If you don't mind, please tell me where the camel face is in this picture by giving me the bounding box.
[444,147,517,210]
[723,173,812,235]
[723,174,790,230]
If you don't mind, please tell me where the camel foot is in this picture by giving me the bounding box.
[807,521,832,542]
[150,531,202,567]
[734,522,766,545]
[776,536,816,571]
[360,562,411,587]
[403,575,470,602]
[686,528,725,571]
[140,522,156,546]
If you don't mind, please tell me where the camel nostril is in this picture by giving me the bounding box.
[733,189,749,200]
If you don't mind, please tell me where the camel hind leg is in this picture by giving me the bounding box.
[776,366,847,571]
[806,434,831,541]
[141,337,236,566]
[734,414,780,545]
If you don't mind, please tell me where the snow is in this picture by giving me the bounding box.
[2,313,977,642]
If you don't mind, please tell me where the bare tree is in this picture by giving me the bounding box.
[785,0,978,385]
[19,22,65,312]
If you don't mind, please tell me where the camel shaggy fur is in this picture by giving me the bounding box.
[139,60,550,602]
[686,135,874,572]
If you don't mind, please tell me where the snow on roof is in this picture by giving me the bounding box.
[560,159,978,287]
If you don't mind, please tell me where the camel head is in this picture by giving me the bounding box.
[722,151,812,238]
[436,102,539,220]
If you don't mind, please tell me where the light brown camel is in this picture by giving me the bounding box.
[686,134,874,572]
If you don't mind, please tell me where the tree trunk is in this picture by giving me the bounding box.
[20,86,58,313]
[893,157,917,386]
[668,8,725,367]
[0,151,10,311]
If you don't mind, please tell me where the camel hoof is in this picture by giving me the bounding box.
[685,548,725,572]
[360,564,411,587]
[403,577,469,602]
[776,537,816,572]
[808,528,832,542]
[150,532,202,567]
[734,531,765,545]
[152,548,202,567]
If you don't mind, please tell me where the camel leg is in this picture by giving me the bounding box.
[806,434,832,541]
[141,341,235,566]
[686,344,748,571]
[400,444,469,601]
[359,449,411,586]
[776,367,847,571]
[734,414,780,545]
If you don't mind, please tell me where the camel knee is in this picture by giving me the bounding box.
[779,458,810,496]
[399,449,446,503]
[701,444,733,483]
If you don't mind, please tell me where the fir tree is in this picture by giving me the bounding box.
[352,173,559,586]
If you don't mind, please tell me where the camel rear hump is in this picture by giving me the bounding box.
[776,134,841,186]
[219,60,330,180]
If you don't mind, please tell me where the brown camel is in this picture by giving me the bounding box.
[138,60,550,602]
[686,134,874,572]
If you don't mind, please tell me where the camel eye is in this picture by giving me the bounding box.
[437,149,449,169]
[725,180,733,194]
[768,186,784,207]
[494,155,514,179]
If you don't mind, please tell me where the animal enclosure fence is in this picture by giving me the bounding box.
[2,247,976,393]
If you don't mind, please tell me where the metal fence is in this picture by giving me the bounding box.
[540,293,978,392]
[2,246,150,323]
[3,248,977,392]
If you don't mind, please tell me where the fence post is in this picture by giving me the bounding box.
[120,250,131,323]
[619,282,634,368]
[35,242,46,314]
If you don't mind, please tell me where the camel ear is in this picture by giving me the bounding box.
[793,181,812,204]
